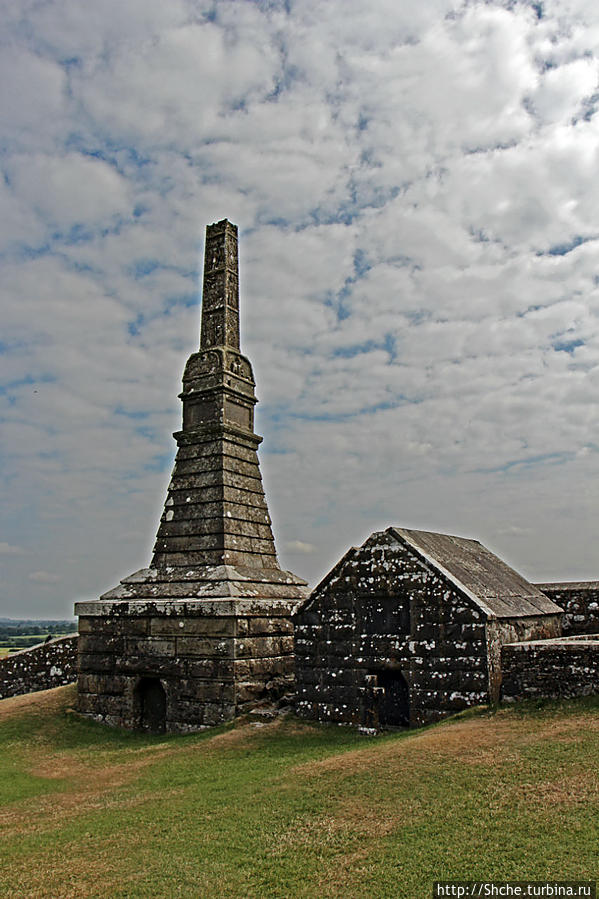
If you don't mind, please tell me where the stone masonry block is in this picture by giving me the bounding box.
[234,635,294,659]
[115,655,187,677]
[176,636,235,658]
[125,637,177,657]
[149,617,236,638]
[186,658,235,679]
[233,656,293,679]
[78,617,150,637]
[175,678,236,704]
[78,634,125,655]
[236,681,268,703]
[78,652,117,674]
[243,617,294,636]
[78,673,127,695]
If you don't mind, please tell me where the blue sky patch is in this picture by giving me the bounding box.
[552,338,584,354]
[544,235,589,256]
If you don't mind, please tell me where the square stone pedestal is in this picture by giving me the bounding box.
[76,571,304,732]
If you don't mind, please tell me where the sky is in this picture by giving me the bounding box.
[1,0,599,619]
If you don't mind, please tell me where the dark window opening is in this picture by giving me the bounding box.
[136,677,167,733]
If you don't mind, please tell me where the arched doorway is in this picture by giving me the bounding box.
[377,670,410,728]
[136,677,167,733]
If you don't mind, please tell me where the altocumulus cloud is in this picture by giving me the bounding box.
[1,0,599,617]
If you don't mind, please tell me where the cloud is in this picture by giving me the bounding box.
[5,153,132,230]
[72,20,280,152]
[28,571,62,584]
[285,541,317,555]
[0,543,25,555]
[1,0,599,615]
[0,48,67,152]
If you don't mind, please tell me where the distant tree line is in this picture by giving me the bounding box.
[0,620,76,637]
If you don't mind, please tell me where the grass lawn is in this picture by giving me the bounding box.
[0,686,597,898]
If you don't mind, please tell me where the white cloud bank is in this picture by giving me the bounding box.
[1,0,599,616]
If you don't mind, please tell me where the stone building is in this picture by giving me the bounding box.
[295,526,563,729]
[75,220,308,732]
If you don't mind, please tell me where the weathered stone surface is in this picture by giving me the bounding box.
[295,527,562,730]
[76,595,305,617]
[149,549,279,569]
[242,617,295,636]
[235,635,294,659]
[124,637,177,657]
[78,633,125,654]
[502,636,599,700]
[175,636,234,657]
[536,582,599,636]
[79,652,117,674]
[78,616,149,636]
[233,656,292,678]
[78,673,127,694]
[0,635,78,699]
[148,617,236,637]
[76,220,308,732]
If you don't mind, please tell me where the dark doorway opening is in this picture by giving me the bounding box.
[377,670,410,728]
[136,677,167,733]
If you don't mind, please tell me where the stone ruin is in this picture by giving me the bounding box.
[72,218,599,734]
[75,220,308,732]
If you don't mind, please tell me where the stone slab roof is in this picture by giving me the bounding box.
[391,527,563,619]
[75,564,308,617]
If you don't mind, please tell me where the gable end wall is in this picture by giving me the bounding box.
[295,534,490,727]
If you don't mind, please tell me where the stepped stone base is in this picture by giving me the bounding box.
[75,566,308,732]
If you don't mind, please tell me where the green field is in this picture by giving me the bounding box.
[0,686,597,898]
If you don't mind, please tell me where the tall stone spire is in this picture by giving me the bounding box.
[75,219,308,734]
[151,219,279,570]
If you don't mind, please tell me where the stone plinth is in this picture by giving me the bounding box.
[76,594,301,732]
[76,567,306,734]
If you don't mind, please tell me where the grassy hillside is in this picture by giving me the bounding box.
[0,687,597,899]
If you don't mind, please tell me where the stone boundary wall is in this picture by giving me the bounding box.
[0,635,79,699]
[501,636,599,701]
[536,582,599,636]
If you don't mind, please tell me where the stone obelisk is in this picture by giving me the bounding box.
[75,220,308,733]
[152,220,279,570]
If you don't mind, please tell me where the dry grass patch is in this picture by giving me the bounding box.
[503,771,599,809]
[291,706,599,782]
[0,684,76,720]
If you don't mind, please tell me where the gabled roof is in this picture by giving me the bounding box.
[390,527,562,619]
